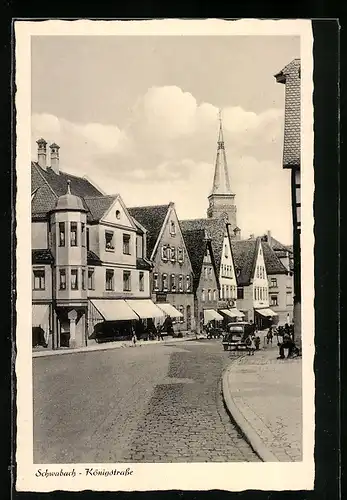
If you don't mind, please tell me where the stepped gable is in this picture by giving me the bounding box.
[180,218,227,274]
[262,242,288,275]
[231,238,259,287]
[127,204,170,258]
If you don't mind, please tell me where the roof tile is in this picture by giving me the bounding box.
[127,205,169,258]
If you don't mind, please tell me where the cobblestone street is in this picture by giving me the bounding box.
[33,340,259,463]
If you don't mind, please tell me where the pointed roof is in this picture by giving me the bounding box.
[180,217,229,274]
[210,110,232,196]
[127,204,170,258]
[182,229,220,292]
[262,242,288,275]
[83,195,117,223]
[231,238,261,286]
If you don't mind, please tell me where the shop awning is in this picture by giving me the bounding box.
[32,304,50,328]
[203,309,223,324]
[91,299,138,321]
[156,303,183,318]
[220,309,240,318]
[255,308,278,317]
[229,308,245,317]
[126,299,165,319]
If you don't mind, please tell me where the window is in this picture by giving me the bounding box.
[82,269,86,290]
[123,271,131,291]
[88,268,95,290]
[179,305,184,322]
[105,231,115,251]
[237,287,244,300]
[153,272,159,291]
[286,292,292,306]
[139,271,144,292]
[59,222,65,247]
[204,267,208,279]
[213,289,217,301]
[105,269,114,291]
[270,278,278,288]
[170,246,176,262]
[123,234,131,255]
[186,275,191,292]
[59,269,66,290]
[271,295,278,306]
[225,244,228,258]
[86,228,90,250]
[33,268,45,290]
[202,289,206,302]
[81,223,86,247]
[70,222,78,246]
[208,267,212,278]
[256,266,259,278]
[170,273,176,291]
[170,221,176,236]
[222,285,225,300]
[178,275,183,292]
[178,247,184,262]
[208,289,212,301]
[162,273,168,291]
[161,245,168,261]
[71,269,78,290]
[115,210,121,219]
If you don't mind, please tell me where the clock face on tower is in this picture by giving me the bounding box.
[220,212,229,222]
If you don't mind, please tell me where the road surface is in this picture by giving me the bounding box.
[33,340,260,463]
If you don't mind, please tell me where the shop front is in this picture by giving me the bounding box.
[32,303,51,349]
[254,308,278,330]
[219,308,245,330]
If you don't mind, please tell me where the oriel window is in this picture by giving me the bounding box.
[70,222,78,246]
[71,269,78,290]
[123,271,131,291]
[105,269,114,291]
[59,222,65,247]
[59,269,66,290]
[33,268,45,290]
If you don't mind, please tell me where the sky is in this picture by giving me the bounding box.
[31,35,300,244]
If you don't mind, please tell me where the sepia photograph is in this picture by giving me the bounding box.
[15,19,315,492]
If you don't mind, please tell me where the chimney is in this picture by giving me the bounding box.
[267,230,272,246]
[36,138,47,169]
[49,143,60,174]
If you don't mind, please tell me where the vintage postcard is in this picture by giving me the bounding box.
[15,19,314,492]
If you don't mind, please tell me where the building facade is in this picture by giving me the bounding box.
[231,237,277,328]
[31,139,155,350]
[275,58,301,348]
[128,203,195,333]
[182,229,221,333]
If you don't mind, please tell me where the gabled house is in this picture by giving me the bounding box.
[182,229,222,333]
[231,237,277,329]
[127,203,195,333]
[261,231,294,325]
[31,138,159,350]
[180,218,239,313]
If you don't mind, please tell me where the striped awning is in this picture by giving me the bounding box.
[203,309,223,324]
[32,304,50,329]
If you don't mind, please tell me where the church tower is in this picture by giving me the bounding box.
[207,111,240,238]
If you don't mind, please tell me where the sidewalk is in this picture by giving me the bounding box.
[32,334,201,358]
[222,344,302,462]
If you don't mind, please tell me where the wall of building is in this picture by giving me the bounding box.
[32,221,48,249]
[219,233,238,301]
[32,264,52,301]
[97,223,137,267]
[235,285,254,322]
[268,273,294,324]
[87,265,150,299]
[195,252,220,332]
[165,292,195,333]
[253,243,270,310]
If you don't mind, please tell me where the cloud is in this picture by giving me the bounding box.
[31,85,291,243]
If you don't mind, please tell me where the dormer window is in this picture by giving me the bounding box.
[105,231,115,251]
[170,221,176,236]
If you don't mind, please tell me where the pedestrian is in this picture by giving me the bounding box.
[245,335,255,355]
[277,332,295,359]
[254,336,261,350]
[131,327,137,347]
[266,327,273,345]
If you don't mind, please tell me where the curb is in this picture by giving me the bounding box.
[222,363,279,463]
[32,336,199,358]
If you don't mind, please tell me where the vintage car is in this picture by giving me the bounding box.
[222,322,252,351]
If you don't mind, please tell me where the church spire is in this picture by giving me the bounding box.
[211,109,232,195]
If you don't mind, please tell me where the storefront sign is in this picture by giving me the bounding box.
[156,292,167,303]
